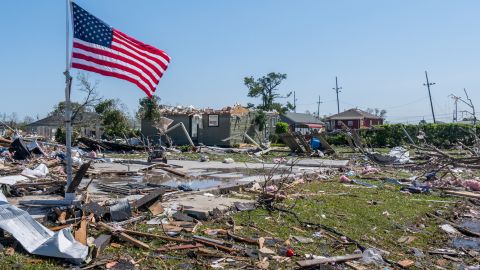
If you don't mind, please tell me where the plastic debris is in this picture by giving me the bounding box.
[361,248,384,265]
[21,163,49,179]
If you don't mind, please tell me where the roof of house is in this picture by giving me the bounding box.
[326,108,383,120]
[27,112,101,127]
[281,112,324,124]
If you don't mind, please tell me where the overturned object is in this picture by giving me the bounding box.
[11,138,31,160]
[0,192,88,264]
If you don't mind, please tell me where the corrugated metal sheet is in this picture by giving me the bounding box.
[0,193,88,264]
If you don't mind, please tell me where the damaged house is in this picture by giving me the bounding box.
[326,108,384,130]
[26,112,103,141]
[280,112,325,134]
[141,105,279,147]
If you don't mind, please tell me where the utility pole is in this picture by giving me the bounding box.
[449,94,460,122]
[423,71,436,123]
[316,95,323,119]
[332,76,342,114]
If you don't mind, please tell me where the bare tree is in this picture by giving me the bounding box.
[71,73,102,122]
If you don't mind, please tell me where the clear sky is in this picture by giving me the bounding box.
[1,0,479,123]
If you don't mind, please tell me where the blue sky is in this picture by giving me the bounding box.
[1,0,479,123]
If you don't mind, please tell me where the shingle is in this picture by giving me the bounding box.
[281,112,324,124]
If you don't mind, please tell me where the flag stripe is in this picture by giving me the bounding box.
[110,41,165,76]
[114,29,171,64]
[72,51,156,90]
[73,38,161,81]
[73,40,160,84]
[70,2,170,97]
[112,37,168,71]
[72,60,153,97]
[112,35,168,70]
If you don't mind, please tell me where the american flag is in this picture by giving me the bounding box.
[70,2,170,97]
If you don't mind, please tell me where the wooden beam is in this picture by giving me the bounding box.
[296,253,363,268]
[97,222,150,249]
[156,243,203,252]
[133,189,165,210]
[66,161,91,193]
[122,229,192,243]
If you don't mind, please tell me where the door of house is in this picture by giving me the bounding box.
[190,114,202,141]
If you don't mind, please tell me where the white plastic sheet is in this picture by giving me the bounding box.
[388,147,411,164]
[21,163,49,178]
[0,175,29,185]
[0,193,88,264]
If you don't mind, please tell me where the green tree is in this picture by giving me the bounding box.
[253,110,267,131]
[95,99,131,139]
[55,127,79,144]
[244,72,291,113]
[137,95,161,121]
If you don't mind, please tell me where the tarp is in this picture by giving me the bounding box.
[0,192,88,264]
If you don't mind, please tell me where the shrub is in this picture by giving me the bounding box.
[275,121,289,134]
[325,123,479,148]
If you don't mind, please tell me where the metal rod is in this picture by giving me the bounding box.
[65,0,73,190]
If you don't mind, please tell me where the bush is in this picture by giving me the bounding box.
[275,121,289,134]
[325,133,348,146]
[325,123,479,148]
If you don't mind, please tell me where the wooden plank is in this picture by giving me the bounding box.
[66,161,91,193]
[158,166,187,178]
[227,231,258,245]
[97,222,150,249]
[133,189,165,209]
[193,236,238,253]
[296,253,363,268]
[74,217,88,245]
[313,133,336,155]
[156,243,203,252]
[122,229,192,243]
[148,200,164,216]
[443,190,480,199]
[295,132,312,153]
[93,234,111,258]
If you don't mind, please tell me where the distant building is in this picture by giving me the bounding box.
[142,105,280,147]
[26,112,103,140]
[279,112,324,134]
[326,108,383,130]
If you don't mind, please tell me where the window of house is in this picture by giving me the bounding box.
[370,120,373,125]
[347,120,353,126]
[208,114,219,127]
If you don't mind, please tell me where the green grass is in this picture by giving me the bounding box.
[0,176,468,269]
[223,179,463,268]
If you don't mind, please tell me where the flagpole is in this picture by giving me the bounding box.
[64,0,73,199]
